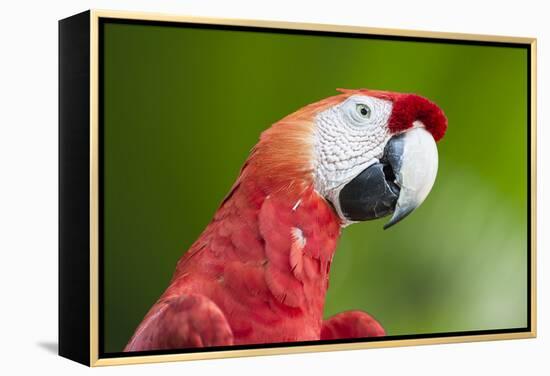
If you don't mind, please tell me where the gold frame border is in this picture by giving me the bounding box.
[88,9,537,367]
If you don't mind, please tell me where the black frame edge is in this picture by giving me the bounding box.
[59,10,91,367]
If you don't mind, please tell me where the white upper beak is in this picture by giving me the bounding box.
[384,126,439,229]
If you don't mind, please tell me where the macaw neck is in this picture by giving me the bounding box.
[226,178,342,313]
[170,177,343,338]
[234,177,343,266]
[266,186,342,265]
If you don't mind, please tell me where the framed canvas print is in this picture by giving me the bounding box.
[59,9,537,366]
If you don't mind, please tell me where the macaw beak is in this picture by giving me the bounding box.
[338,126,439,229]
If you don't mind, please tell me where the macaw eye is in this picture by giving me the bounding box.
[356,103,371,119]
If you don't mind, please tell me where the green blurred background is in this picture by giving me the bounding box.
[102,22,528,353]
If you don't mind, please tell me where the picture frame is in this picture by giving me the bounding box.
[59,9,537,367]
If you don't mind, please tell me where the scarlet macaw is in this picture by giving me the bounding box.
[125,89,447,351]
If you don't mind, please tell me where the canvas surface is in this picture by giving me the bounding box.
[101,21,528,353]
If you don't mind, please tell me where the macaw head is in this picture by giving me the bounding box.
[244,88,447,229]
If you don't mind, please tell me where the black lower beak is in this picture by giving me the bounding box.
[338,160,400,222]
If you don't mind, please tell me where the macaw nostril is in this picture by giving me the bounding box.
[382,163,400,196]
[381,132,406,178]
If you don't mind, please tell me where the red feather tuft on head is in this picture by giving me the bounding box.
[386,94,448,141]
[340,89,448,142]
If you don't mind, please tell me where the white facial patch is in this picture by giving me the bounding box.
[313,95,393,209]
